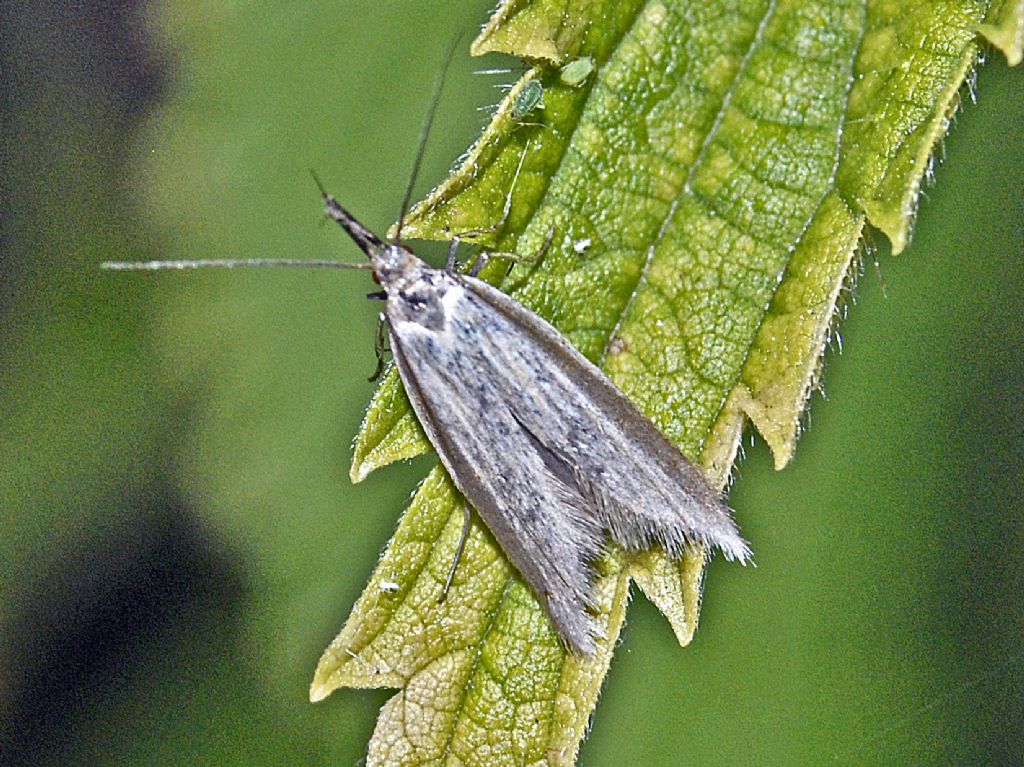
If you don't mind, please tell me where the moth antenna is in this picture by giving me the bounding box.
[101,258,373,271]
[499,140,531,229]
[438,502,473,602]
[309,168,329,198]
[394,32,461,243]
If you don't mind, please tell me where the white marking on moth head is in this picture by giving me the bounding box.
[390,279,467,337]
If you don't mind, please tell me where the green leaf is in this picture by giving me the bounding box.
[311,465,631,764]
[319,1,1020,764]
[471,0,595,63]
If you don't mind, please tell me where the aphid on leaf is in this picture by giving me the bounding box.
[559,56,594,87]
[511,77,544,121]
[102,47,749,656]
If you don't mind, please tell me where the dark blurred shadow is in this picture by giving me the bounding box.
[0,0,164,322]
[1,3,249,764]
[2,477,248,764]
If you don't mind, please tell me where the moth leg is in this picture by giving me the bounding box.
[469,224,556,278]
[438,501,472,602]
[467,250,490,278]
[446,140,531,258]
[368,313,390,382]
[444,236,461,272]
[443,142,539,277]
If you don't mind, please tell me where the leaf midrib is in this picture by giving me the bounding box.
[599,1,780,382]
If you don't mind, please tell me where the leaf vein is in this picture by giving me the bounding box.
[600,0,782,365]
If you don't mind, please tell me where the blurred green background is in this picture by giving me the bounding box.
[2,2,1021,765]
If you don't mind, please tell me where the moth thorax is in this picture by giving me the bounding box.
[389,271,454,333]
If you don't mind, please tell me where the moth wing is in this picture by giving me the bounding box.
[461,276,750,563]
[387,278,608,653]
[387,271,748,653]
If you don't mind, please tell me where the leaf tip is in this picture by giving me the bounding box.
[309,677,333,703]
[310,648,345,702]
[630,547,706,647]
[862,198,911,255]
[349,454,371,484]
[737,387,798,470]
[469,0,588,63]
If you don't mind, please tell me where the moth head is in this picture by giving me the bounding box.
[318,192,431,294]
[370,243,431,292]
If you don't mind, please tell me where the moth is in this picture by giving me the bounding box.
[103,47,750,655]
[319,195,751,654]
[106,191,750,654]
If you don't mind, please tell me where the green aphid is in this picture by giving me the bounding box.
[559,56,594,87]
[511,78,544,121]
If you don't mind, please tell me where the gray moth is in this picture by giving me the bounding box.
[325,195,750,655]
[98,36,750,657]
[102,175,751,656]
